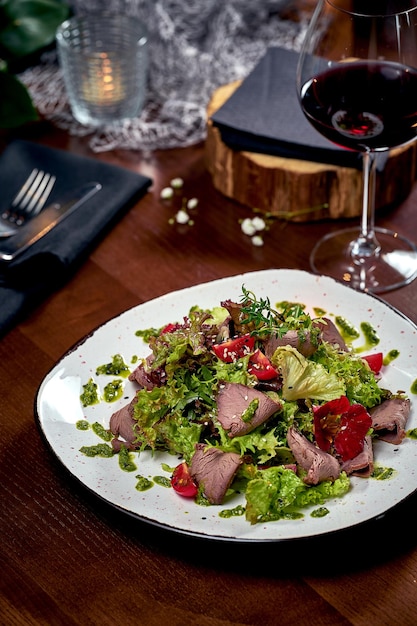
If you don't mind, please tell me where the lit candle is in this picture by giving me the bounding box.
[82,52,126,105]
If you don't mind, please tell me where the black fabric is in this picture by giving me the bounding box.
[0,140,152,337]
[211,47,362,170]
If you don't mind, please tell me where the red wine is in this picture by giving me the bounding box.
[300,60,417,151]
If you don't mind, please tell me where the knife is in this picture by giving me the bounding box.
[0,182,102,263]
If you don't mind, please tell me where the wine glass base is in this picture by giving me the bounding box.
[310,226,417,294]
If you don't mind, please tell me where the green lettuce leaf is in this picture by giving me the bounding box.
[217,424,280,464]
[212,355,254,386]
[271,346,345,401]
[204,306,229,326]
[156,418,202,462]
[133,361,216,452]
[245,466,350,524]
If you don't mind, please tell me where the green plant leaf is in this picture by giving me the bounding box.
[0,0,69,59]
[0,71,38,128]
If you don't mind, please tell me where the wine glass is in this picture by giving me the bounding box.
[297,0,417,293]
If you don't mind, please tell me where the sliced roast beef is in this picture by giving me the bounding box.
[129,354,166,390]
[264,330,318,359]
[313,317,349,352]
[264,317,348,360]
[111,438,137,453]
[287,427,341,485]
[370,397,411,444]
[109,396,141,450]
[190,443,242,504]
[216,382,281,438]
[254,379,283,393]
[340,435,374,477]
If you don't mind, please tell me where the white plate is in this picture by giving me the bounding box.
[36,269,417,542]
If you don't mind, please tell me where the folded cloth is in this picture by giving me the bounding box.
[0,140,152,337]
[211,47,362,170]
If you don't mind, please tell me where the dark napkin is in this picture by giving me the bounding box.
[0,140,152,337]
[211,47,362,170]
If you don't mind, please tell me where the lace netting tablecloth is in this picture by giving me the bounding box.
[20,0,307,153]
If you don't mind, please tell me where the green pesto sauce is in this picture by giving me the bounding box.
[135,327,160,342]
[406,427,417,439]
[311,507,329,518]
[410,379,417,395]
[275,300,306,312]
[195,489,211,506]
[241,398,259,423]
[219,504,245,519]
[257,510,304,522]
[135,475,154,491]
[80,378,99,407]
[79,443,113,458]
[92,422,112,442]
[372,465,396,480]
[96,354,130,378]
[313,307,327,317]
[153,475,171,488]
[335,316,360,341]
[352,321,380,354]
[161,462,176,473]
[275,510,304,521]
[360,322,380,348]
[103,379,124,403]
[76,419,90,431]
[118,446,137,472]
[383,349,400,366]
[131,355,138,364]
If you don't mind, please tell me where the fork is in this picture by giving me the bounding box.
[0,169,56,238]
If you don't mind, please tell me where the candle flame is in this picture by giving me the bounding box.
[82,52,126,105]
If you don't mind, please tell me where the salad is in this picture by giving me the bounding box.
[81,287,411,525]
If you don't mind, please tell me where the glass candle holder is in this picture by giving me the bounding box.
[56,14,148,126]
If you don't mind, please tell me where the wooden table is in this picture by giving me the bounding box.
[1,118,417,626]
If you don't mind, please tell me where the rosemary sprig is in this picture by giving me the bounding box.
[239,287,283,337]
[238,286,314,338]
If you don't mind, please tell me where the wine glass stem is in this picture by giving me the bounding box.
[350,150,381,263]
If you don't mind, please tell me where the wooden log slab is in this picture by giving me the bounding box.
[205,81,417,222]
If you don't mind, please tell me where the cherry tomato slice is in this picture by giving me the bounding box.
[333,403,372,461]
[212,334,255,363]
[248,349,279,380]
[313,396,372,461]
[313,396,351,452]
[160,322,181,334]
[362,352,383,374]
[171,462,198,498]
